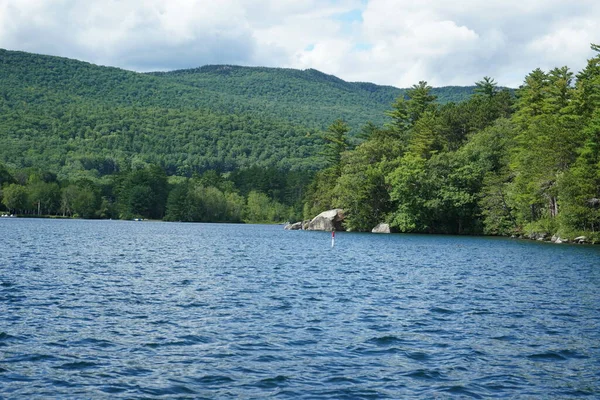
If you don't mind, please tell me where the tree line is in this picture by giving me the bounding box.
[0,164,310,224]
[302,44,600,241]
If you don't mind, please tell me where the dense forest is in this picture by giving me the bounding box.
[0,49,473,177]
[0,48,472,225]
[303,44,600,242]
[1,46,598,242]
[0,163,308,223]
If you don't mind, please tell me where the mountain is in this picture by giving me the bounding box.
[0,49,475,178]
[149,65,474,129]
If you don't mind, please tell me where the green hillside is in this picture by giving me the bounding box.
[149,65,474,129]
[0,49,475,178]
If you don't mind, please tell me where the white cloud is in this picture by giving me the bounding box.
[0,0,598,87]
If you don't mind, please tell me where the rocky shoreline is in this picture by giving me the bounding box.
[516,233,593,245]
[285,209,597,245]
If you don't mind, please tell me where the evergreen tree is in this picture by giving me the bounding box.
[406,81,437,123]
[574,44,600,119]
[558,111,600,232]
[321,119,351,174]
[474,76,498,98]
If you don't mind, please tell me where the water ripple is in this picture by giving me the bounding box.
[1,219,599,398]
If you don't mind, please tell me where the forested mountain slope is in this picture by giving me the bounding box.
[0,48,474,177]
[149,65,473,129]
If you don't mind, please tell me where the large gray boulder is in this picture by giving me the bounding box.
[372,223,391,233]
[307,209,345,231]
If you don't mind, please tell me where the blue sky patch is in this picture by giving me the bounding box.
[332,9,363,24]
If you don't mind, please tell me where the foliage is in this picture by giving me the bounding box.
[333,125,401,230]
[558,111,600,232]
[2,183,27,213]
[1,163,302,224]
[3,45,600,239]
[302,43,600,239]
[321,119,351,173]
[303,167,340,221]
[245,191,290,223]
[0,49,475,177]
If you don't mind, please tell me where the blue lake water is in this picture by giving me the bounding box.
[1,218,599,398]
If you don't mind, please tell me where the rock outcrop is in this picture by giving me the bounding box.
[307,209,345,231]
[284,222,303,230]
[529,232,548,241]
[574,236,587,244]
[372,223,391,233]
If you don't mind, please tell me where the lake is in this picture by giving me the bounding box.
[1,219,599,398]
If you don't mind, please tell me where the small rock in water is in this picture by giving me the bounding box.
[372,223,391,234]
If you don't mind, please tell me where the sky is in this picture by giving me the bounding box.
[0,0,598,88]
